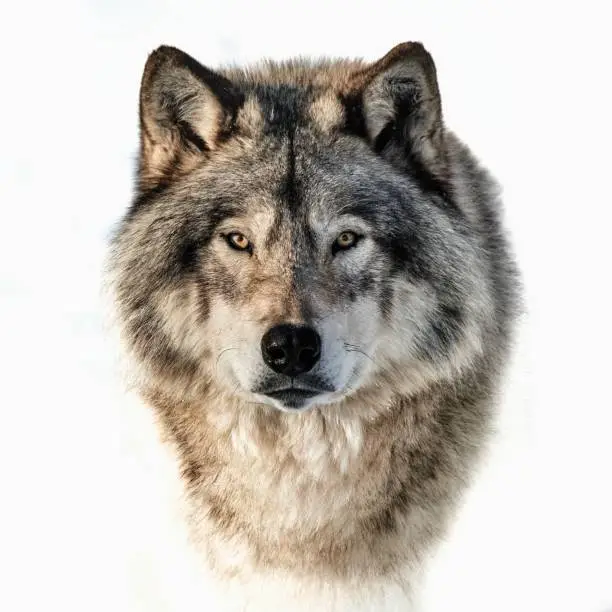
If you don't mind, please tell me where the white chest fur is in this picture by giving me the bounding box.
[121,392,422,611]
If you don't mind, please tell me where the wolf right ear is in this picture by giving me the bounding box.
[349,43,448,184]
[138,46,243,191]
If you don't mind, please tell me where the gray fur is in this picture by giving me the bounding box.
[108,42,521,609]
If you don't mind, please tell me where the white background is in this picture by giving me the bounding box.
[1,1,610,610]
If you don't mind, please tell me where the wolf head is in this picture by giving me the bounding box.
[110,43,502,412]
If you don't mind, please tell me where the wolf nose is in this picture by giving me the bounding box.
[261,324,321,376]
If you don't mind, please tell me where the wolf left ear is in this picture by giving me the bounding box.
[138,46,243,191]
[350,43,448,182]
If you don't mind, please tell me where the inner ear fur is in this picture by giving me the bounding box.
[138,45,243,190]
[348,42,449,182]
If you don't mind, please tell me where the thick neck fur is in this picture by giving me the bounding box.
[143,363,492,583]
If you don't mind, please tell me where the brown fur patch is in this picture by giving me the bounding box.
[236,94,265,136]
[308,90,346,133]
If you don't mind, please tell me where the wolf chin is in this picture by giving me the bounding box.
[108,42,520,610]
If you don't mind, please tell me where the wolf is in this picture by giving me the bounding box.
[108,42,520,611]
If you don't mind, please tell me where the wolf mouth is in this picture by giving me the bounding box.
[261,388,323,409]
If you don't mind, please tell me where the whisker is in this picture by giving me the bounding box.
[243,400,272,409]
[346,346,407,381]
[345,347,378,367]
[344,344,410,380]
[343,342,379,366]
[215,347,239,371]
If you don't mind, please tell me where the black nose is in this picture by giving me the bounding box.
[261,324,321,376]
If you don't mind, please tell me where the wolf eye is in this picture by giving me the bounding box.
[332,231,360,255]
[226,232,252,253]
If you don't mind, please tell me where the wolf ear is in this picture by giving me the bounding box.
[351,43,448,183]
[138,46,243,190]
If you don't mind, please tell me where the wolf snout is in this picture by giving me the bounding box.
[261,324,321,376]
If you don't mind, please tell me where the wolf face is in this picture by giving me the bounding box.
[110,44,506,413]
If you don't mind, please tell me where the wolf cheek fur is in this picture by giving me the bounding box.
[109,41,520,610]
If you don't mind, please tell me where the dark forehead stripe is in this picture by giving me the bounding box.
[251,84,311,133]
[248,84,312,218]
[280,129,300,214]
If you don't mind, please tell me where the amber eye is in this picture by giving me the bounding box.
[332,231,360,255]
[226,232,252,253]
